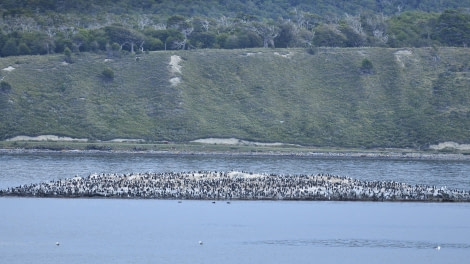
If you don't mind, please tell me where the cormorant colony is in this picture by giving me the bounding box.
[1,171,469,202]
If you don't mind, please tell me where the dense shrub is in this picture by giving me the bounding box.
[360,58,374,74]
[64,47,73,63]
[0,81,12,92]
[1,39,18,57]
[101,67,114,81]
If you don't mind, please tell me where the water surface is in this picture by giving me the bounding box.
[1,152,470,189]
[1,198,469,264]
[1,153,469,264]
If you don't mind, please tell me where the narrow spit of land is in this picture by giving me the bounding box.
[1,171,469,202]
[1,146,470,161]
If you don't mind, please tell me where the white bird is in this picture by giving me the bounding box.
[56,242,60,246]
[198,241,203,245]
[435,245,441,250]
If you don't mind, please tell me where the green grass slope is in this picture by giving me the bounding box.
[0,47,469,148]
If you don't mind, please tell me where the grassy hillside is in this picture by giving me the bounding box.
[0,47,469,148]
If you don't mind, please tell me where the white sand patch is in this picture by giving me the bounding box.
[357,50,367,56]
[395,50,412,56]
[394,50,412,67]
[191,138,292,147]
[193,138,241,145]
[169,55,182,74]
[6,135,88,142]
[429,141,470,151]
[169,55,183,86]
[169,77,181,86]
[107,138,145,143]
[242,52,263,57]
[2,66,15,72]
[274,51,294,58]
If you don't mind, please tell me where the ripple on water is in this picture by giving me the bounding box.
[250,239,470,250]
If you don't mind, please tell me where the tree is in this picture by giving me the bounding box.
[344,14,364,36]
[18,42,31,55]
[1,38,18,57]
[362,13,389,45]
[167,15,189,30]
[71,29,90,52]
[341,14,366,46]
[144,28,183,50]
[223,35,240,49]
[339,23,365,47]
[313,24,347,47]
[18,31,51,55]
[64,47,72,63]
[434,9,470,46]
[291,8,319,31]
[179,27,194,49]
[215,33,229,48]
[190,32,216,48]
[105,42,121,58]
[143,37,164,51]
[276,20,297,48]
[104,25,145,52]
[0,32,7,53]
[165,16,194,50]
[386,11,438,47]
[236,30,262,48]
[137,14,153,30]
[248,22,280,48]
[199,18,211,32]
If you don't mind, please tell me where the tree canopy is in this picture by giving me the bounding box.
[0,1,469,57]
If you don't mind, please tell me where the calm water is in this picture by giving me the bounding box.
[1,152,470,189]
[1,152,470,263]
[1,198,469,264]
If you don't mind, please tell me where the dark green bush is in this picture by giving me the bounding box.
[101,67,114,80]
[64,47,73,63]
[0,81,12,92]
[360,58,374,74]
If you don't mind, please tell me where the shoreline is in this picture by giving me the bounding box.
[1,147,470,161]
[0,194,465,203]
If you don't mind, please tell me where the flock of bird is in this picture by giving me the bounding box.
[1,171,469,202]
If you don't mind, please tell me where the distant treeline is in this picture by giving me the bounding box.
[2,0,469,17]
[0,0,469,57]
